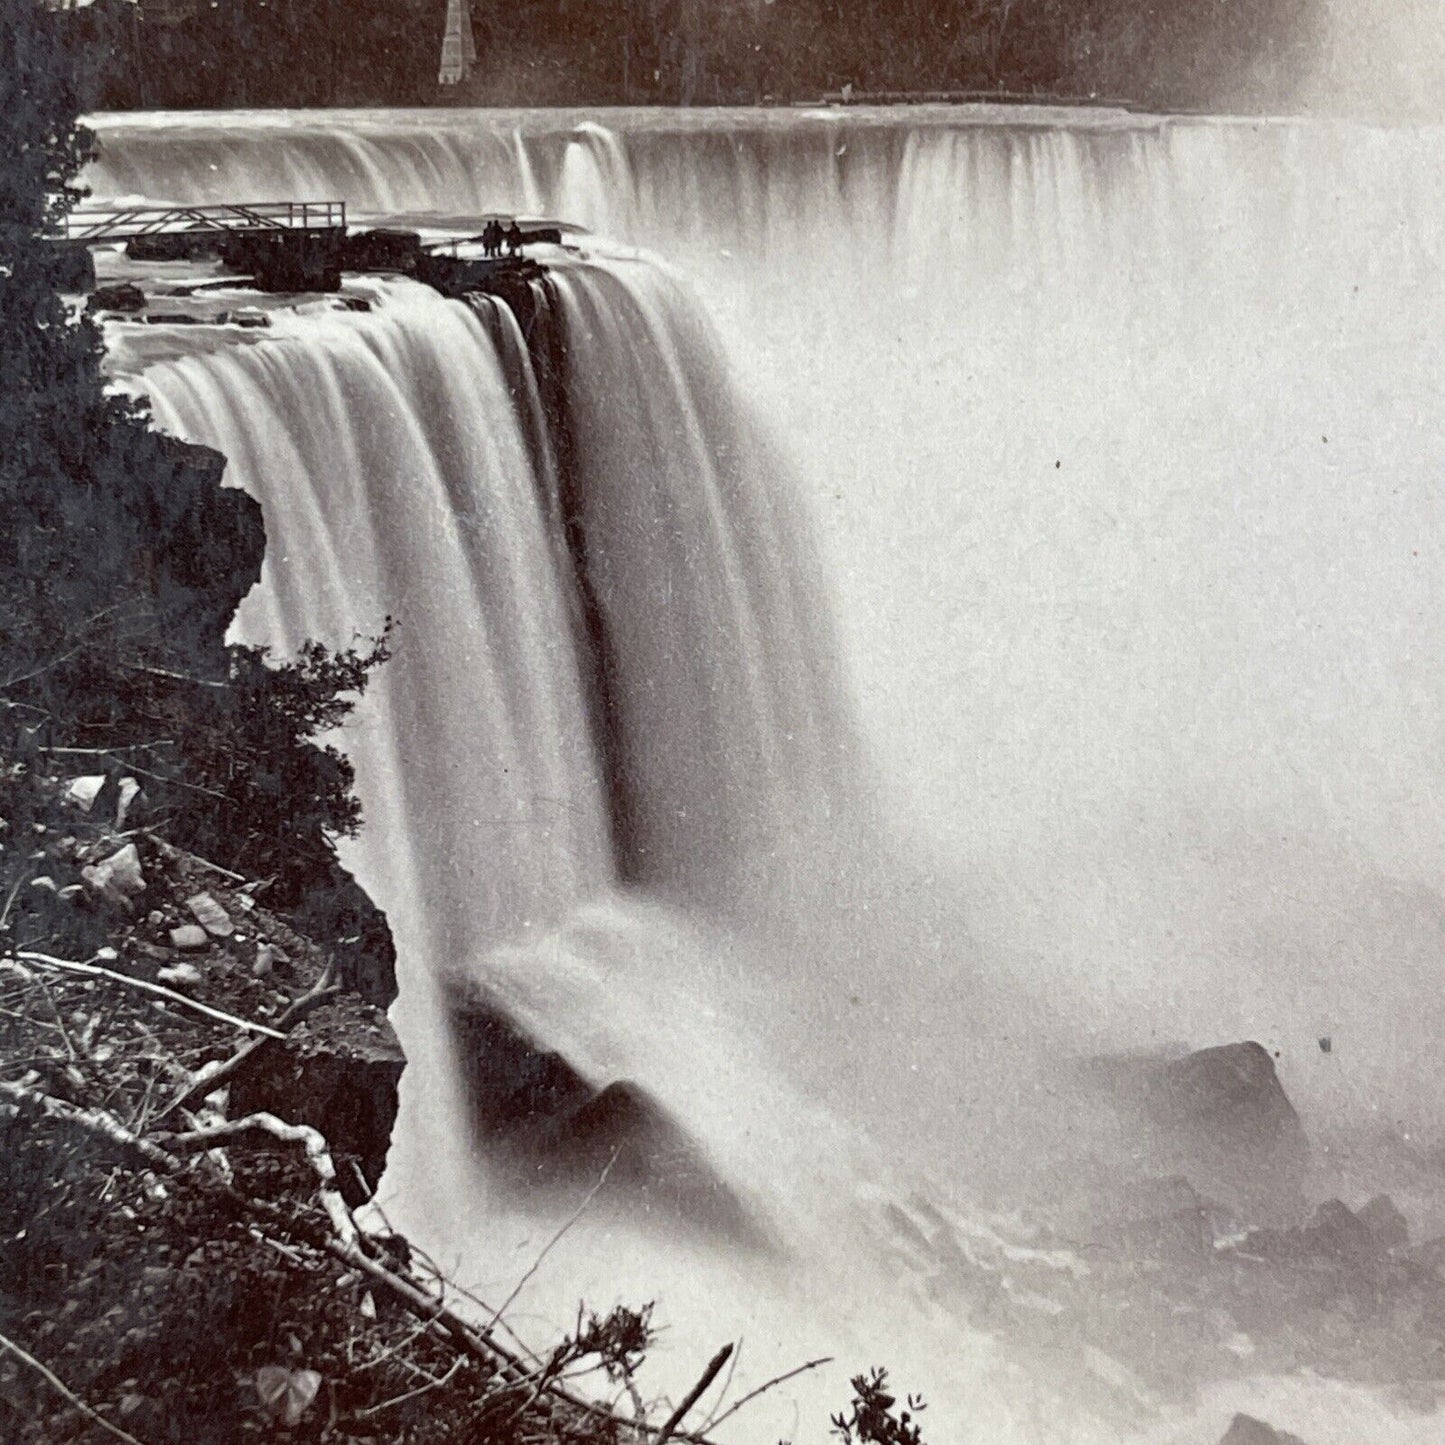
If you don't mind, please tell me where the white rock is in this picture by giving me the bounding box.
[81,843,146,907]
[65,776,106,812]
[115,777,143,829]
[169,924,209,951]
[157,963,202,987]
[187,891,234,938]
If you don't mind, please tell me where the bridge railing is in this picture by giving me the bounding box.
[61,201,348,244]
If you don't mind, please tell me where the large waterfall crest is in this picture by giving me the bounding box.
[108,105,1445,1444]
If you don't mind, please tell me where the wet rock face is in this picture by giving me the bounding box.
[1080,1041,1309,1225]
[447,990,768,1251]
[229,996,405,1206]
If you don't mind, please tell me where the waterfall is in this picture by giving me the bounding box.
[105,105,1445,1443]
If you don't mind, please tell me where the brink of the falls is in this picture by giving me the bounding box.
[101,105,1445,1445]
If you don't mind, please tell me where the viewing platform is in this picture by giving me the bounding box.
[56,200,570,306]
[59,201,349,247]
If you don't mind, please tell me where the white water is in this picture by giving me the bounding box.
[99,108,1445,1441]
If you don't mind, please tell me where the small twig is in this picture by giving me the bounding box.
[0,862,35,936]
[13,950,286,1039]
[349,1306,447,1374]
[353,1356,465,1419]
[39,740,174,754]
[704,1356,834,1432]
[482,1148,621,1337]
[655,1345,734,1444]
[142,831,248,882]
[116,660,232,690]
[0,1327,148,1445]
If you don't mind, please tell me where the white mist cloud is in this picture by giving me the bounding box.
[1309,2,1445,116]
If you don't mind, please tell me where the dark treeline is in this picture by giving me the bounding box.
[67,0,1323,114]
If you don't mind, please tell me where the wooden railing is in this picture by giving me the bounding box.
[61,201,348,245]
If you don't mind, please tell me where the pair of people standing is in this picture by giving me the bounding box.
[481,218,525,258]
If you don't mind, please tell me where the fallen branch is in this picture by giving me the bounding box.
[154,968,339,1124]
[13,950,287,1040]
[655,1344,734,1444]
[0,1077,180,1174]
[0,1327,148,1445]
[141,831,248,882]
[0,1083,767,1445]
[158,1112,359,1248]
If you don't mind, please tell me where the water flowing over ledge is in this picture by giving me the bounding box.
[98,107,1445,1444]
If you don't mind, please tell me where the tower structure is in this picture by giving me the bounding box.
[438,0,477,85]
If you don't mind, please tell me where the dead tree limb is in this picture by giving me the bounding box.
[704,1356,834,1432]
[655,1344,733,1444]
[14,950,287,1039]
[154,968,339,1124]
[157,1112,359,1249]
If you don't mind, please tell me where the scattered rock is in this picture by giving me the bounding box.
[169,924,210,951]
[1358,1193,1409,1251]
[220,306,271,329]
[252,941,288,979]
[81,844,147,910]
[65,776,107,812]
[1219,1413,1308,1445]
[156,963,202,987]
[115,777,144,829]
[87,280,146,313]
[187,891,234,938]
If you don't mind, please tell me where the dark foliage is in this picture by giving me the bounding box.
[57,0,1326,113]
[830,1368,928,1445]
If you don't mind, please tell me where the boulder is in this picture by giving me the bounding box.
[1242,1198,1379,1265]
[127,233,219,262]
[449,990,767,1250]
[1219,1414,1308,1445]
[1078,1042,1308,1226]
[228,996,405,1206]
[115,777,144,830]
[1299,1198,1379,1262]
[1357,1193,1410,1251]
[169,924,209,951]
[87,281,146,314]
[81,844,147,911]
[65,776,107,812]
[341,228,422,273]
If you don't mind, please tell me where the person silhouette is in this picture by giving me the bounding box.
[505,222,524,257]
[482,219,501,257]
